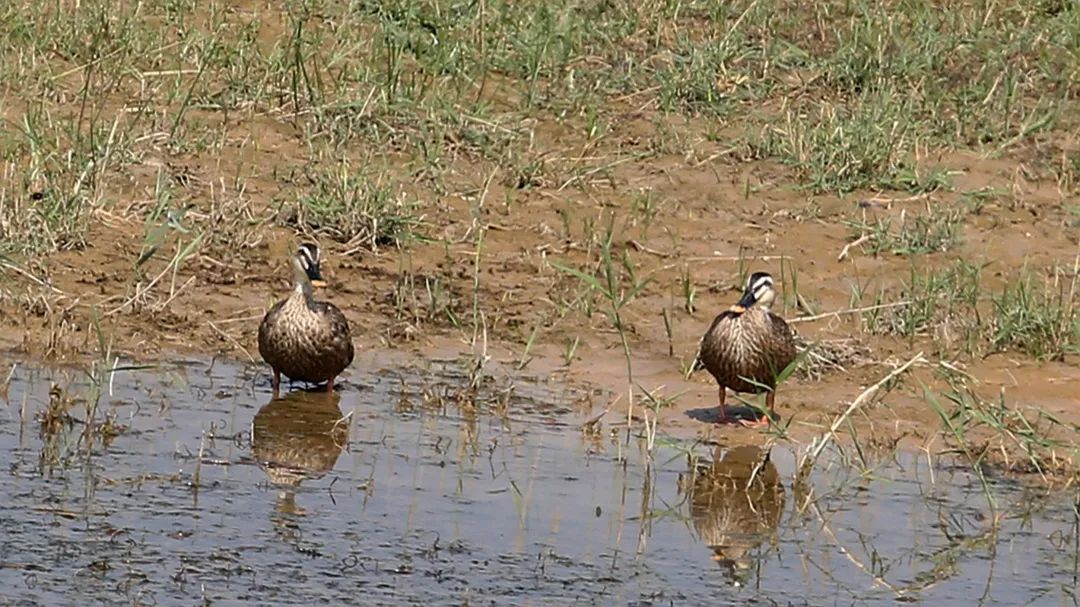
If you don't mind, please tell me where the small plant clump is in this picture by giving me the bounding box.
[927,371,1079,484]
[855,260,1078,360]
[285,164,425,253]
[847,206,966,257]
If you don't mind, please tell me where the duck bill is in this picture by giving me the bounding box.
[735,290,757,309]
[309,278,329,288]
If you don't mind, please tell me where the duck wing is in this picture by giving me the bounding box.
[312,301,355,365]
[692,310,740,373]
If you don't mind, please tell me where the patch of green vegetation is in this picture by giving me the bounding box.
[285,162,425,252]
[859,260,1079,360]
[0,107,131,255]
[847,206,965,256]
[990,272,1079,361]
[959,187,1009,214]
[736,1,1073,192]
[927,367,1079,483]
[392,262,462,332]
[861,260,983,342]
[551,213,654,448]
[0,0,1074,260]
[751,94,953,194]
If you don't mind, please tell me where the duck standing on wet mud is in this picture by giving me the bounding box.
[258,243,354,394]
[694,272,796,427]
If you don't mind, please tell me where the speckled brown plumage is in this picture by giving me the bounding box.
[694,271,797,425]
[258,293,354,386]
[698,307,796,395]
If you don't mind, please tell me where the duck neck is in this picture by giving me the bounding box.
[292,263,314,302]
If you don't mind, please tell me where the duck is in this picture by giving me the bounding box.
[694,272,796,426]
[258,243,354,393]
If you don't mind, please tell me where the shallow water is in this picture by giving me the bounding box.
[0,355,1077,606]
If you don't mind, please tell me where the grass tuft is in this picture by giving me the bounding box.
[847,205,965,257]
[990,270,1079,361]
[928,369,1079,483]
[284,163,425,252]
[860,260,1078,359]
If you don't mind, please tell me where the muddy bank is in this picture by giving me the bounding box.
[3,255,1078,467]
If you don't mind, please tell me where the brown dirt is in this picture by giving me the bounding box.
[4,125,1076,453]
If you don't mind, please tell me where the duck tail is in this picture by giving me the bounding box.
[691,354,705,372]
[688,349,706,377]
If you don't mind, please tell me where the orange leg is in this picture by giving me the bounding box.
[325,376,336,392]
[271,370,281,396]
[739,390,775,428]
[715,387,740,425]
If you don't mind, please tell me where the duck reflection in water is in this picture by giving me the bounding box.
[251,390,350,517]
[680,444,786,583]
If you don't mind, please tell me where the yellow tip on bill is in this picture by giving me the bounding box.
[728,304,746,314]
[310,279,328,288]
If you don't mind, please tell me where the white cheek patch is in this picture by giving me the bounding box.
[298,246,319,272]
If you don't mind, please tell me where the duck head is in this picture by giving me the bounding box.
[730,272,777,313]
[292,243,328,294]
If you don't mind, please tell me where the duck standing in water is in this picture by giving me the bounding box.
[258,243,354,393]
[694,272,796,426]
